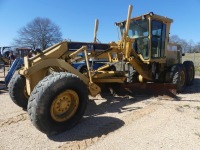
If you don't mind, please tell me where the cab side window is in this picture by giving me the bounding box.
[151,20,166,58]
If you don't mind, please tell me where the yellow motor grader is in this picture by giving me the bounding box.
[8,5,194,135]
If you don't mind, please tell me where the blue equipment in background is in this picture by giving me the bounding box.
[4,58,23,86]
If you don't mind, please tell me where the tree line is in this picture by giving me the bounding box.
[169,35,200,53]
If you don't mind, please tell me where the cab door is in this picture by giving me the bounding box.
[151,20,166,58]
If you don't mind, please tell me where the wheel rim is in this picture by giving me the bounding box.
[179,70,186,87]
[50,90,79,122]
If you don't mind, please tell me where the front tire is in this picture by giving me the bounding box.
[27,72,88,135]
[8,73,28,109]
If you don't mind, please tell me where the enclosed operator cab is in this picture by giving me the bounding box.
[116,12,181,66]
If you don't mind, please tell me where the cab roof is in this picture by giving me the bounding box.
[115,12,173,26]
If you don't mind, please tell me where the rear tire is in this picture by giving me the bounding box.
[27,72,88,135]
[130,69,139,83]
[170,64,186,93]
[128,69,139,83]
[183,61,195,85]
[8,73,28,109]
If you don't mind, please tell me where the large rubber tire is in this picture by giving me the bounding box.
[170,64,186,93]
[8,73,28,109]
[183,61,195,85]
[128,69,139,83]
[27,72,88,135]
[127,68,139,83]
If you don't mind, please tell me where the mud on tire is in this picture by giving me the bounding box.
[27,72,88,135]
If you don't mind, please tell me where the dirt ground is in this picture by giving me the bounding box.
[0,76,200,150]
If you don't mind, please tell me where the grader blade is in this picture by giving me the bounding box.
[121,83,177,98]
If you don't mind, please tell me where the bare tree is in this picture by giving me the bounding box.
[194,42,200,53]
[14,17,62,50]
[170,35,189,53]
[169,35,181,44]
[187,40,194,53]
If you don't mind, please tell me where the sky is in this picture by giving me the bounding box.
[0,0,200,46]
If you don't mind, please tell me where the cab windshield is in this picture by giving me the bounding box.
[129,19,148,38]
[120,19,149,59]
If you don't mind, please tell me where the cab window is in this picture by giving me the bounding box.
[151,20,166,58]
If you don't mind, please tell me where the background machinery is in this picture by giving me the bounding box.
[0,47,32,89]
[8,5,194,135]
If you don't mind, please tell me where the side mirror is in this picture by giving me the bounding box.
[182,53,185,56]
